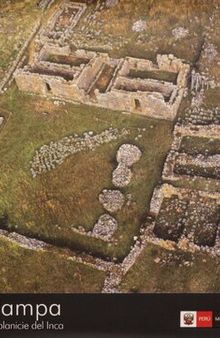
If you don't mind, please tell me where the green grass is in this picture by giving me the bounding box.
[180,136,220,156]
[120,243,220,293]
[0,0,41,77]
[0,86,172,261]
[70,0,214,62]
[174,160,219,180]
[0,237,105,293]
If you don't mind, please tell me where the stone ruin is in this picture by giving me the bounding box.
[1,0,220,294]
[30,127,129,177]
[112,144,142,187]
[92,214,118,241]
[149,184,220,254]
[39,1,87,44]
[14,0,190,121]
[145,75,220,258]
[32,141,143,243]
[0,229,47,251]
[92,143,142,241]
[37,0,54,9]
[99,189,125,213]
[151,121,220,256]
[186,65,220,126]
[162,124,220,189]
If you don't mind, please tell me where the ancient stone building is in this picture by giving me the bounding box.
[15,0,190,121]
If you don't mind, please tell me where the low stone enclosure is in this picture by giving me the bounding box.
[162,124,220,189]
[149,184,220,256]
[39,1,87,44]
[146,108,220,259]
[30,127,129,177]
[14,0,190,121]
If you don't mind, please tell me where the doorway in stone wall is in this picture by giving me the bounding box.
[46,82,52,92]
[134,98,141,111]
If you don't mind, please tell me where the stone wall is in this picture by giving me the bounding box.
[148,184,220,255]
[40,1,87,44]
[162,123,220,188]
[76,54,109,91]
[0,20,41,94]
[15,50,189,121]
[14,1,190,121]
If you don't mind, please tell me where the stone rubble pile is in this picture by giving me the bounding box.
[92,143,142,241]
[172,27,189,40]
[184,106,220,125]
[112,163,132,188]
[132,20,147,33]
[99,189,125,213]
[186,70,220,125]
[116,144,142,167]
[112,144,142,188]
[92,214,118,241]
[30,128,129,177]
[101,268,123,293]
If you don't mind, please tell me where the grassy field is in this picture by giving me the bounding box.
[120,243,220,293]
[0,0,41,80]
[0,236,105,293]
[0,86,172,261]
[71,0,215,62]
[180,136,220,156]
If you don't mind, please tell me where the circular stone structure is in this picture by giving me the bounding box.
[112,163,133,188]
[99,189,125,213]
[92,214,118,240]
[116,144,142,167]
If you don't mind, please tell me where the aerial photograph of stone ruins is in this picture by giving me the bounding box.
[0,0,220,293]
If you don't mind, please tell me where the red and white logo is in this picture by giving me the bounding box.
[197,311,213,328]
[180,311,197,328]
[180,311,213,328]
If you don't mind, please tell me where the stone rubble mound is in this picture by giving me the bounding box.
[31,128,128,177]
[116,144,142,167]
[132,20,147,33]
[172,27,189,40]
[99,189,125,213]
[112,163,133,188]
[92,214,118,240]
[93,144,142,240]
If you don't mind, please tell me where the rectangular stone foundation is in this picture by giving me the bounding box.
[14,1,190,121]
[162,124,220,186]
[149,184,220,253]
